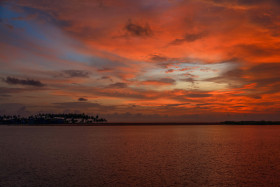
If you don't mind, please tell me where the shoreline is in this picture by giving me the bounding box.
[1,122,280,126]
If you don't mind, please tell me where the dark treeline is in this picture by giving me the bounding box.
[221,121,280,125]
[0,113,107,125]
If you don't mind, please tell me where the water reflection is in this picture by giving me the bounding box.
[0,125,279,186]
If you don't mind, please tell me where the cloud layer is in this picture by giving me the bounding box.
[2,77,45,87]
[0,0,279,121]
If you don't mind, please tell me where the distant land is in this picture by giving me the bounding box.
[0,113,107,125]
[221,121,280,125]
[0,114,280,125]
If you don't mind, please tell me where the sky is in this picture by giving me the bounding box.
[0,0,280,122]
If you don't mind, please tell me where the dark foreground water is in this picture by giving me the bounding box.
[0,125,280,186]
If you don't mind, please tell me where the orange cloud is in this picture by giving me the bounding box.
[1,0,280,121]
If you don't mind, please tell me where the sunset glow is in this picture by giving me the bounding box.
[1,0,280,122]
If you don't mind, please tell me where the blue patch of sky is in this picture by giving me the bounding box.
[20,5,73,28]
[0,4,94,68]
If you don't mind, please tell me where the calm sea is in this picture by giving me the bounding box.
[0,125,280,186]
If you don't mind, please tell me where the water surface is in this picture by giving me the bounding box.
[0,125,280,186]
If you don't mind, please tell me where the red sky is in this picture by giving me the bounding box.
[0,0,280,122]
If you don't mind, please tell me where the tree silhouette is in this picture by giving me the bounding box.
[0,113,107,125]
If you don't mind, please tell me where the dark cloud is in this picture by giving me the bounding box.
[170,32,207,45]
[2,77,45,87]
[53,102,116,111]
[209,0,274,6]
[207,63,280,94]
[0,87,44,94]
[165,103,187,107]
[66,84,157,100]
[98,76,113,82]
[0,94,11,97]
[250,13,274,28]
[181,77,195,83]
[61,70,90,78]
[150,54,168,62]
[78,97,88,101]
[236,0,263,5]
[109,82,128,88]
[0,87,22,94]
[149,55,197,64]
[125,20,152,37]
[14,2,74,28]
[158,78,176,84]
[184,32,207,42]
[97,68,113,72]
[232,105,246,108]
[249,63,280,76]
[187,93,212,98]
[165,69,174,73]
[206,68,246,88]
[236,44,280,58]
[142,78,176,85]
[248,63,280,88]
[196,103,211,106]
[236,0,280,6]
[149,55,184,69]
[53,102,101,108]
